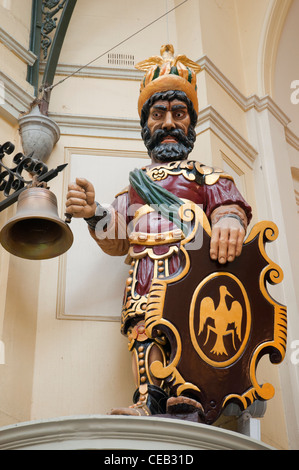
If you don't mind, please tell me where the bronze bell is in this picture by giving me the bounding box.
[0,187,73,260]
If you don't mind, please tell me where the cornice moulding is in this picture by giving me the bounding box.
[0,71,35,121]
[197,55,291,127]
[285,127,299,152]
[197,105,258,167]
[0,27,37,66]
[50,112,142,139]
[198,55,247,109]
[39,62,144,81]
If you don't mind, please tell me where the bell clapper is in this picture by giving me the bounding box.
[65,213,72,224]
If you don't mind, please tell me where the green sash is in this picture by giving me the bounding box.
[129,168,188,236]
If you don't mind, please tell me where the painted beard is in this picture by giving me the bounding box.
[141,125,196,162]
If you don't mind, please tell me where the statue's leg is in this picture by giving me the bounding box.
[109,320,169,416]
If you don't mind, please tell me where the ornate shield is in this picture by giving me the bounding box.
[145,203,287,424]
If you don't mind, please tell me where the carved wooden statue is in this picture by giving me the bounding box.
[65,45,286,424]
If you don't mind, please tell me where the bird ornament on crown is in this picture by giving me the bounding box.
[135,43,201,116]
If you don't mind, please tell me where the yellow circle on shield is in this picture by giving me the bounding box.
[189,272,251,368]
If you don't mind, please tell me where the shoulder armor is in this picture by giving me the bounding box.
[144,160,234,185]
[193,161,235,185]
[115,186,129,198]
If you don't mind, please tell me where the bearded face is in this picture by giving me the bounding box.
[141,125,196,162]
[140,93,197,163]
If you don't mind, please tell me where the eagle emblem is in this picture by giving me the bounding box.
[198,285,243,356]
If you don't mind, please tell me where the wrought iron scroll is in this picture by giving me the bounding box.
[41,0,67,60]
[28,0,77,99]
[0,142,67,212]
[41,0,77,98]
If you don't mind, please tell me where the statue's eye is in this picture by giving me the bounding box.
[151,111,163,119]
[173,110,186,119]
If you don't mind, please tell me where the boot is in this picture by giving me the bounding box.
[109,320,169,416]
[166,395,205,422]
[110,383,168,416]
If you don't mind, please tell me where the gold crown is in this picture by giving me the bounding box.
[135,44,201,116]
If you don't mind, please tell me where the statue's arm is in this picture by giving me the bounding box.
[204,177,252,264]
[65,177,129,256]
[209,203,247,264]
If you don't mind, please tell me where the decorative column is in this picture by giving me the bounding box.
[246,104,299,448]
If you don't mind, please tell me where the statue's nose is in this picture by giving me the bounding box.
[162,111,176,131]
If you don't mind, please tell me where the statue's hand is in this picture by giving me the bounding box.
[210,216,245,264]
[65,177,97,219]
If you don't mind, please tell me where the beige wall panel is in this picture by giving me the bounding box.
[60,0,178,67]
[0,118,19,146]
[0,255,40,426]
[48,76,141,119]
[192,130,213,167]
[0,43,30,90]
[196,70,209,111]
[175,0,202,58]
[59,150,147,321]
[274,0,299,136]
[31,292,135,419]
[204,73,248,140]
[234,0,271,96]
[209,131,257,222]
[197,0,246,94]
[0,0,32,47]
[256,356,289,449]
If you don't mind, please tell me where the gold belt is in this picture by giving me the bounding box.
[129,228,184,246]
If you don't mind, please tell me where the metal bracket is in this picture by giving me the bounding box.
[0,141,67,212]
[27,0,77,98]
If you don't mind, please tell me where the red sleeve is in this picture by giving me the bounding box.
[204,177,252,223]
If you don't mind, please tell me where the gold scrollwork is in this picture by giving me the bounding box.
[146,161,195,182]
[145,160,235,185]
[223,221,287,409]
[245,221,287,364]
